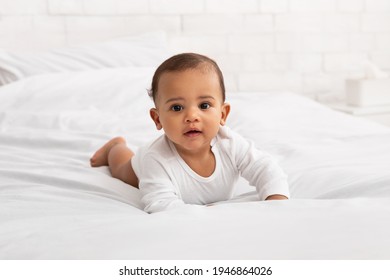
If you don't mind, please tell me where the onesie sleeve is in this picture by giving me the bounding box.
[231,130,290,200]
[133,153,185,213]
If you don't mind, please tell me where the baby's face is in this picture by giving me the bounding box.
[150,67,230,156]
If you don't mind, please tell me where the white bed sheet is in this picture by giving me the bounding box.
[0,68,390,259]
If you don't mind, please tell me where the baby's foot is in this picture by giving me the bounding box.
[90,137,126,167]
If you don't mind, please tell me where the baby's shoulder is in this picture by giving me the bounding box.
[216,126,246,147]
[215,126,251,159]
[137,134,175,161]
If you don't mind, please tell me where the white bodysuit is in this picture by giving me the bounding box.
[132,126,289,213]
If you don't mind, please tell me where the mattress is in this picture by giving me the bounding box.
[0,66,390,260]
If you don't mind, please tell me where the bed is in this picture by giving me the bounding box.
[1,34,390,260]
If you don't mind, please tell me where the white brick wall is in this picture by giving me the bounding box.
[1,0,390,98]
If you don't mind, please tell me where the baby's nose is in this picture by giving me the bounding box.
[185,107,200,122]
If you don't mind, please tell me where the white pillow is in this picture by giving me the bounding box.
[0,32,169,85]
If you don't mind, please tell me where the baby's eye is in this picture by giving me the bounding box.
[199,103,210,110]
[171,105,183,112]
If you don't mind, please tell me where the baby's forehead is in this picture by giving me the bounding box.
[155,69,224,102]
[160,68,220,87]
[158,67,219,87]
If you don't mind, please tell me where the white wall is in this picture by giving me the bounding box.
[1,0,390,98]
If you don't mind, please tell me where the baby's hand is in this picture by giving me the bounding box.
[265,194,288,200]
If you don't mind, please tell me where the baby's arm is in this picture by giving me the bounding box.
[90,137,139,188]
[135,153,186,213]
[231,131,290,200]
[239,147,290,200]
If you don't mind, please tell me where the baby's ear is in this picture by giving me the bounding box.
[150,108,162,130]
[220,103,231,126]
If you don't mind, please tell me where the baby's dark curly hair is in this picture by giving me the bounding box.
[148,53,225,103]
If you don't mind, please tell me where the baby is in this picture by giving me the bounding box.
[91,53,289,213]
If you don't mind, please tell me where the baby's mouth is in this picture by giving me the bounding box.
[184,129,202,137]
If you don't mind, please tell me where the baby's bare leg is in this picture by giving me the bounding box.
[90,137,139,188]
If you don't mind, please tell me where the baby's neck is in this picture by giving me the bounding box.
[177,147,216,177]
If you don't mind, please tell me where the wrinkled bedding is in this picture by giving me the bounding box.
[1,67,390,259]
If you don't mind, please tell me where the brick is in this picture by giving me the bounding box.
[32,15,66,33]
[366,0,390,12]
[302,73,333,95]
[242,15,274,33]
[169,35,227,55]
[150,0,204,14]
[324,53,369,73]
[228,35,274,54]
[275,33,303,52]
[0,16,33,34]
[375,33,390,51]
[362,14,390,32]
[124,16,181,35]
[323,14,359,33]
[0,0,47,15]
[302,34,348,52]
[83,0,148,15]
[48,0,84,15]
[205,0,258,13]
[260,0,288,13]
[275,14,323,33]
[0,16,66,50]
[350,33,375,51]
[291,53,322,73]
[371,53,390,69]
[183,15,243,35]
[212,54,242,75]
[65,16,127,44]
[22,31,67,50]
[337,0,364,12]
[0,32,66,51]
[223,72,239,92]
[264,53,290,71]
[242,54,265,72]
[238,72,302,92]
[289,0,336,12]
